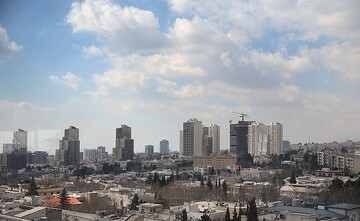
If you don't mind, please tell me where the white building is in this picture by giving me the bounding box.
[248,122,283,156]
[180,118,203,156]
[268,122,283,155]
[208,124,220,154]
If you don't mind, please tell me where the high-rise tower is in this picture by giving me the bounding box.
[180,118,203,156]
[160,139,169,155]
[208,124,220,154]
[113,125,134,160]
[230,120,254,158]
[247,122,283,156]
[2,129,27,171]
[56,126,80,167]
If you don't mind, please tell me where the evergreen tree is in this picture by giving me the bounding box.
[222,180,228,197]
[130,193,139,210]
[289,171,297,184]
[153,172,159,185]
[330,177,344,190]
[200,213,211,221]
[25,177,39,196]
[200,176,205,187]
[246,198,258,221]
[238,207,243,221]
[206,177,213,190]
[181,209,188,221]
[225,207,231,221]
[233,205,238,221]
[60,188,69,209]
[176,168,180,180]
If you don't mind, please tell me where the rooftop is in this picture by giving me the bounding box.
[328,203,360,210]
[264,205,347,220]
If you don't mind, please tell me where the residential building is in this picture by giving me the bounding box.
[230,120,254,158]
[240,168,270,181]
[27,151,48,165]
[318,151,360,174]
[113,125,134,160]
[268,122,283,155]
[193,155,237,170]
[1,129,27,171]
[80,146,108,162]
[208,124,220,154]
[314,168,344,177]
[248,122,283,156]
[180,118,203,156]
[55,126,80,167]
[145,145,154,156]
[160,139,169,155]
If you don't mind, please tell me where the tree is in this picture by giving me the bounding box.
[233,205,238,221]
[206,177,213,190]
[26,177,39,196]
[329,177,344,191]
[130,193,139,210]
[289,171,296,184]
[246,198,258,221]
[200,213,211,221]
[225,207,231,221]
[181,209,188,221]
[238,207,243,221]
[153,172,159,185]
[222,180,228,197]
[60,188,69,209]
[200,176,205,187]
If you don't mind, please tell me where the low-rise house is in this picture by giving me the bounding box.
[314,168,344,177]
[239,168,270,181]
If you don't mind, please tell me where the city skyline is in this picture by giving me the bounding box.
[0,0,359,154]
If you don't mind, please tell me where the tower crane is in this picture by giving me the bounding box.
[233,111,249,121]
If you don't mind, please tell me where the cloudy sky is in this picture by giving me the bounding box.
[0,0,359,154]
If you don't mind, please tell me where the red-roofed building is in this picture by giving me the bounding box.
[43,197,82,208]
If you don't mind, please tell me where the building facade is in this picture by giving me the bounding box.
[113,125,134,160]
[1,129,27,171]
[145,145,154,156]
[248,122,283,156]
[83,147,108,162]
[230,120,253,158]
[193,155,237,170]
[203,124,220,155]
[55,126,80,167]
[160,139,169,155]
[180,118,203,156]
[318,151,360,174]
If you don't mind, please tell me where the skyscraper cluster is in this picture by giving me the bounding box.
[180,118,220,156]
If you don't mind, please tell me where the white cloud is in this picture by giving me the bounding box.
[0,25,22,59]
[303,42,360,83]
[64,0,360,146]
[49,72,82,89]
[82,45,104,58]
[67,0,170,53]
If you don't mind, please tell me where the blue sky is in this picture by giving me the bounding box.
[0,0,359,154]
